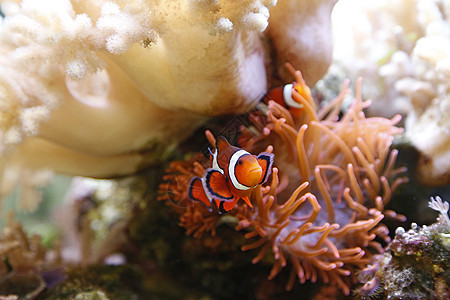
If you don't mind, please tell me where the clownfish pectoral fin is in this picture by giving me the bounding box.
[204,168,234,202]
[188,177,212,210]
[257,152,275,184]
[241,197,253,209]
[215,136,231,152]
[215,197,239,214]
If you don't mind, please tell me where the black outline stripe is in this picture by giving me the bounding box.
[187,177,201,201]
[218,201,227,214]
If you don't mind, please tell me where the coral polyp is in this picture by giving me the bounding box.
[159,67,407,295]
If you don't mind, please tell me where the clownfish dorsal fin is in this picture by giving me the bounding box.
[216,136,231,152]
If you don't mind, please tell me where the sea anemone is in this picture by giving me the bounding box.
[159,67,407,294]
[236,68,407,294]
[158,153,222,238]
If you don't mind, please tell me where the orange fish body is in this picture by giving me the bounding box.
[265,83,310,118]
[188,136,274,214]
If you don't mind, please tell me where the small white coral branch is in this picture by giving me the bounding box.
[188,0,276,33]
[429,196,450,225]
[4,0,104,80]
[0,0,335,180]
[96,1,153,54]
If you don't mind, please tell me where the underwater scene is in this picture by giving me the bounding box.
[0,0,449,299]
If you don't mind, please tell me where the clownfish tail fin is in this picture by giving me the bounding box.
[216,197,240,214]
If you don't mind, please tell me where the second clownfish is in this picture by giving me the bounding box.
[264,81,311,118]
[188,136,274,214]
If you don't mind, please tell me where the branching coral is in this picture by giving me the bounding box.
[0,213,64,298]
[0,165,53,212]
[160,67,407,295]
[429,196,450,226]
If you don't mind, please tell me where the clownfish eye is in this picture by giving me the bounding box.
[237,160,243,165]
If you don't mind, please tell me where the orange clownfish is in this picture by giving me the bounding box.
[188,136,274,214]
[264,82,311,118]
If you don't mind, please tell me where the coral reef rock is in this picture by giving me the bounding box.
[355,196,450,299]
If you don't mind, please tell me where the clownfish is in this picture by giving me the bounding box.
[264,82,311,118]
[188,136,274,214]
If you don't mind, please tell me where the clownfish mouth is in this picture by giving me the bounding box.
[241,166,263,185]
[246,166,262,175]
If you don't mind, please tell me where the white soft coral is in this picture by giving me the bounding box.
[332,0,450,185]
[0,0,338,211]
